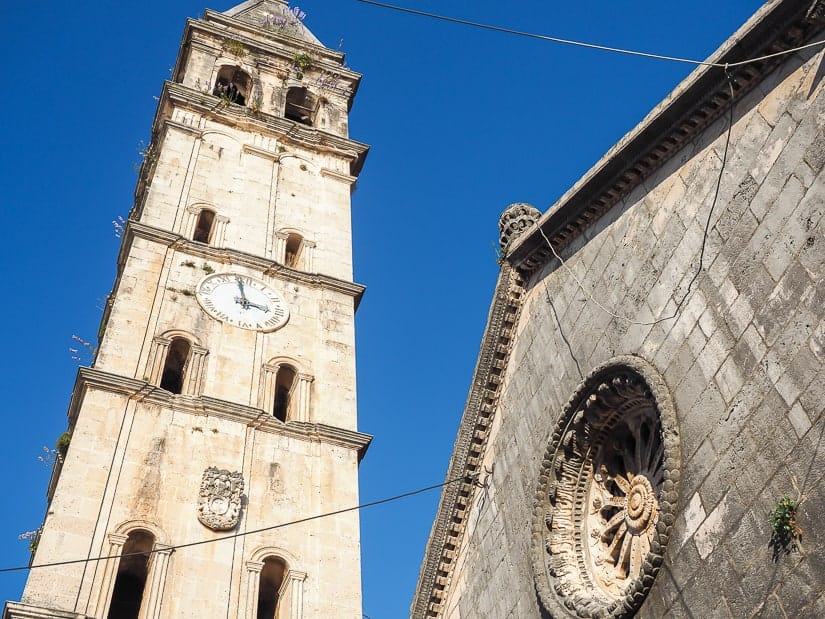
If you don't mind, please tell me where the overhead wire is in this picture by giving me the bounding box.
[354,0,825,68]
[354,0,775,326]
[538,70,735,327]
[0,474,473,575]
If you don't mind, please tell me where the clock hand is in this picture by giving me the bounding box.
[233,297,269,312]
[235,276,248,302]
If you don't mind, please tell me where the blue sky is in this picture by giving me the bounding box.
[1,1,762,616]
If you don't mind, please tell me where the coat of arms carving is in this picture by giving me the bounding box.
[197,467,245,531]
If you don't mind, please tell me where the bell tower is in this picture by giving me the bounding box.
[4,1,370,618]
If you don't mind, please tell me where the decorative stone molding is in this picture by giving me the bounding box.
[146,333,208,397]
[274,229,315,272]
[498,202,540,253]
[2,602,87,619]
[243,549,306,619]
[531,356,681,618]
[506,0,825,274]
[94,523,173,619]
[411,263,525,618]
[259,361,313,422]
[116,221,365,302]
[197,467,245,531]
[183,204,229,247]
[66,368,372,459]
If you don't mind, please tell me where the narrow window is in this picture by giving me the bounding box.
[284,233,303,268]
[193,209,215,243]
[257,556,288,619]
[213,66,251,106]
[160,338,191,394]
[107,530,155,619]
[273,366,297,422]
[284,87,317,126]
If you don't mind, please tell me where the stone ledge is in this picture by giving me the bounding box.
[65,367,372,459]
[2,603,88,619]
[507,0,825,275]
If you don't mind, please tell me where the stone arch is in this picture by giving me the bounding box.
[531,355,681,618]
[245,547,306,619]
[146,330,208,396]
[113,519,170,544]
[274,227,315,271]
[185,202,229,247]
[95,520,173,619]
[259,357,314,423]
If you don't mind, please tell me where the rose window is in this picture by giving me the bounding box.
[531,358,681,618]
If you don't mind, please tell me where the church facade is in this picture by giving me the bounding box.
[414,1,825,617]
[4,1,370,618]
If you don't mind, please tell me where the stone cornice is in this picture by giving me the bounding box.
[67,367,372,459]
[410,264,525,618]
[154,81,369,176]
[172,13,362,112]
[507,0,825,275]
[201,10,355,73]
[121,220,366,300]
[3,602,88,619]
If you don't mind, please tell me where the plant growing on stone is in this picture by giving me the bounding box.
[222,39,247,57]
[769,496,802,557]
[55,431,72,457]
[18,528,41,553]
[293,52,312,79]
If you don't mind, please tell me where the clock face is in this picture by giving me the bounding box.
[196,273,290,332]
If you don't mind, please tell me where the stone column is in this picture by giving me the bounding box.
[213,215,230,247]
[244,561,264,619]
[286,570,307,619]
[143,544,173,619]
[94,533,128,618]
[182,206,199,239]
[274,231,289,265]
[185,345,209,396]
[259,364,279,414]
[147,338,171,384]
[302,240,316,272]
[295,374,314,422]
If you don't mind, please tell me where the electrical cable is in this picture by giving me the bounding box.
[536,70,736,327]
[0,474,473,575]
[354,0,825,68]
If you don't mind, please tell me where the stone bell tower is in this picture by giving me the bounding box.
[4,1,370,617]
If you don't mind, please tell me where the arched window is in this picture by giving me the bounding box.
[160,338,191,394]
[213,66,251,106]
[193,209,216,243]
[273,365,297,422]
[284,233,303,268]
[107,530,154,619]
[257,556,288,619]
[284,87,317,126]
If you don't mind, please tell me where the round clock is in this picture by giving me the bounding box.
[196,273,290,332]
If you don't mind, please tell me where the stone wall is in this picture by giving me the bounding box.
[438,29,825,619]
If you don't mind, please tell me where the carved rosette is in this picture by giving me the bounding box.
[532,357,681,618]
[499,202,540,252]
[197,467,245,531]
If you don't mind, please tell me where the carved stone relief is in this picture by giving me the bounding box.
[532,357,681,618]
[197,467,245,531]
[498,202,540,252]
